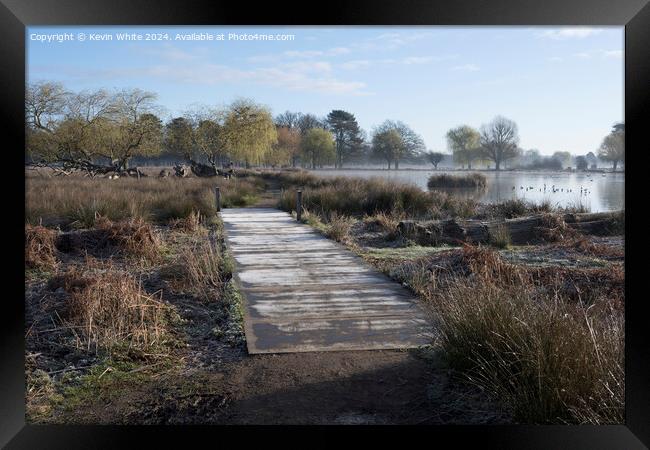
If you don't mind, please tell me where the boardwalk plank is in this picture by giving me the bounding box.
[220,208,431,354]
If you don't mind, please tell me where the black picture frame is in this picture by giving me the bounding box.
[2,0,647,447]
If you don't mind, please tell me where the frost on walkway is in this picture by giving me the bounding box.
[220,208,431,354]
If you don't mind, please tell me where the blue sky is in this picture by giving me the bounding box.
[27,26,623,155]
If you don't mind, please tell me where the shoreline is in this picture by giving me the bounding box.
[308,167,625,174]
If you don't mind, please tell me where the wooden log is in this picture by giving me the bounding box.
[568,219,624,236]
[397,211,624,246]
[562,211,621,223]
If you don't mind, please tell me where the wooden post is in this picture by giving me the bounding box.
[215,186,221,212]
[296,190,302,222]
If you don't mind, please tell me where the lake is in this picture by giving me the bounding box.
[309,169,625,213]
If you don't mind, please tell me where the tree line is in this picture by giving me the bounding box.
[25,82,624,176]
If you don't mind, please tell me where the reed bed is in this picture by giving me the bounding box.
[26,174,260,228]
[427,173,488,189]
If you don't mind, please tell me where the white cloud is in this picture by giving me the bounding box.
[249,46,352,63]
[136,43,202,61]
[340,55,450,70]
[281,61,332,73]
[548,56,563,63]
[370,31,435,48]
[282,47,351,58]
[602,49,623,59]
[572,49,623,60]
[402,56,434,65]
[538,27,604,40]
[328,47,351,55]
[283,50,324,58]
[34,60,370,96]
[340,59,372,70]
[451,64,480,72]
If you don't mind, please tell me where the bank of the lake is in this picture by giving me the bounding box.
[310,169,625,213]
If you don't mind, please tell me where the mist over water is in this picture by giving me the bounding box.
[310,169,625,213]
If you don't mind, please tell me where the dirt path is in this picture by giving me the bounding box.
[66,348,507,425]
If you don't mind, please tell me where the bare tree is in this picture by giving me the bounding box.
[26,83,162,176]
[25,81,69,132]
[297,113,326,136]
[275,111,302,129]
[479,116,521,170]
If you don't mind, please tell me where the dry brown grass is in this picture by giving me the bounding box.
[161,238,228,302]
[537,213,580,242]
[168,210,203,233]
[278,175,436,219]
[363,211,403,236]
[561,236,625,259]
[25,225,58,271]
[488,224,511,249]
[325,213,354,243]
[95,216,161,261]
[48,259,169,352]
[391,245,624,424]
[25,173,260,228]
[56,216,161,262]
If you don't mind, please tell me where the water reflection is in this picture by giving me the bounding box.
[310,169,625,212]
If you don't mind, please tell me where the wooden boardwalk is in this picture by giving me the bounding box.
[220,208,431,354]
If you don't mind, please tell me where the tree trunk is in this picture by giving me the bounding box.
[495,160,501,171]
[395,159,399,170]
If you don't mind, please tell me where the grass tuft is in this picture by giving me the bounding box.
[26,224,58,271]
[489,224,511,249]
[392,245,624,424]
[168,210,203,234]
[325,213,354,243]
[48,260,170,352]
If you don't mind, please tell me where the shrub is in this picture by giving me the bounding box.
[25,225,58,271]
[427,173,487,189]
